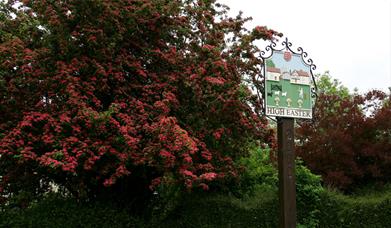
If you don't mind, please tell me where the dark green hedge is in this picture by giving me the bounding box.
[2,188,391,227]
[0,195,144,228]
[163,188,391,228]
[318,190,391,228]
[162,190,279,228]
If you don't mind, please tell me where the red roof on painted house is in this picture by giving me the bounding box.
[297,70,309,77]
[267,67,281,73]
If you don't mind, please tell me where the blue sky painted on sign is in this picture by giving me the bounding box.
[270,51,310,73]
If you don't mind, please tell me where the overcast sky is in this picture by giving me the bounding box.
[218,0,391,93]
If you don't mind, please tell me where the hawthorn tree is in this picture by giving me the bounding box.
[0,0,279,204]
[296,74,391,191]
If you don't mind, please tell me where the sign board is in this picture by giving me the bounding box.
[264,50,314,119]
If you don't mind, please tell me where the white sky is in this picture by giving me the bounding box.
[218,0,391,93]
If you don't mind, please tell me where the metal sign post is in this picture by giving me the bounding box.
[256,38,317,228]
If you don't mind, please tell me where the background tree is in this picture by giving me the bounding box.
[296,73,391,191]
[315,71,350,98]
[0,0,280,205]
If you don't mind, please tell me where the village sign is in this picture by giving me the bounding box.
[261,38,317,119]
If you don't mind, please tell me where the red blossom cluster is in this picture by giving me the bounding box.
[253,26,282,40]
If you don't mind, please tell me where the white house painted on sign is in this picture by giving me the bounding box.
[267,67,311,85]
[281,69,291,80]
[290,70,310,85]
[266,67,281,81]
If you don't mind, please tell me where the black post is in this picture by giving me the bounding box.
[277,118,296,228]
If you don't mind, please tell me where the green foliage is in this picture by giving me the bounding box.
[162,191,279,227]
[147,183,183,226]
[318,188,391,227]
[236,145,325,227]
[0,194,144,228]
[236,145,278,196]
[316,71,350,98]
[3,185,391,227]
[296,159,323,227]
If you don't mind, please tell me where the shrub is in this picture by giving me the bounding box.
[235,145,325,226]
[297,90,391,191]
[3,182,391,227]
[235,145,278,196]
[318,187,391,227]
[164,182,391,228]
[0,194,144,228]
[0,0,278,205]
[162,191,279,228]
[296,159,323,227]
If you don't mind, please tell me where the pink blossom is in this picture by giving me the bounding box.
[205,77,225,85]
[200,172,217,181]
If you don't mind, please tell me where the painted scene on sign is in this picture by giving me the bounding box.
[265,50,313,115]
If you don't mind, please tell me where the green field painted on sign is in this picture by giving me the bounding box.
[265,79,311,109]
